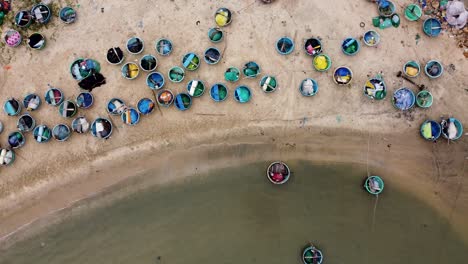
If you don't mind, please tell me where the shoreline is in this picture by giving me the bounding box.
[0,125,467,249]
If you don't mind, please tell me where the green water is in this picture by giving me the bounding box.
[1,161,467,264]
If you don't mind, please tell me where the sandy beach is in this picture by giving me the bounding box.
[0,0,467,249]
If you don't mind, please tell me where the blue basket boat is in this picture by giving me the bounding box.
[174,93,192,111]
[302,244,323,264]
[276,37,294,55]
[204,47,222,65]
[363,30,380,47]
[52,124,71,142]
[364,176,384,195]
[155,38,173,56]
[3,98,21,116]
[126,37,144,54]
[333,66,353,85]
[137,98,155,115]
[121,107,140,126]
[8,131,26,149]
[300,78,319,96]
[392,87,415,111]
[234,86,251,103]
[91,118,113,139]
[23,93,41,111]
[140,54,158,72]
[17,114,36,132]
[59,7,77,24]
[33,125,52,143]
[76,92,94,109]
[182,53,200,71]
[107,98,126,115]
[420,120,442,141]
[187,80,206,97]
[423,18,442,37]
[424,60,443,79]
[210,83,228,102]
[146,72,165,90]
[441,117,463,141]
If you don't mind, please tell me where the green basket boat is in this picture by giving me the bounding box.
[404,4,422,21]
[259,75,277,93]
[225,67,240,82]
[364,176,384,195]
[234,86,252,103]
[416,90,433,108]
[208,27,224,43]
[187,80,206,97]
[210,83,228,102]
[302,245,323,264]
[168,66,185,83]
[182,53,200,71]
[243,61,261,78]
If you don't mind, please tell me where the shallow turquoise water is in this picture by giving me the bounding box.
[0,161,466,264]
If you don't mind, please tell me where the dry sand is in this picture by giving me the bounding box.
[0,0,467,247]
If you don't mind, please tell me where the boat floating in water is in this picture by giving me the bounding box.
[267,161,290,185]
[420,120,441,141]
[441,117,463,141]
[72,116,90,134]
[364,176,384,195]
[33,125,52,143]
[0,148,15,166]
[302,244,323,264]
[17,114,36,132]
[91,118,113,139]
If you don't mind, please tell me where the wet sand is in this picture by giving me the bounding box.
[0,0,467,248]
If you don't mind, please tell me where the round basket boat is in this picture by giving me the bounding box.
[416,90,433,108]
[91,118,113,139]
[182,53,200,71]
[70,58,100,81]
[15,10,32,28]
[403,60,420,78]
[59,7,77,24]
[137,98,155,115]
[302,245,323,264]
[260,75,278,93]
[121,107,140,126]
[4,29,22,47]
[174,93,192,111]
[423,18,442,37]
[378,0,396,17]
[107,98,126,115]
[72,116,90,134]
[140,54,158,72]
[106,47,125,65]
[214,7,232,27]
[300,78,319,97]
[313,54,331,72]
[0,121,3,134]
[424,60,443,79]
[126,37,144,54]
[204,47,222,65]
[420,120,441,141]
[59,100,78,118]
[8,131,26,149]
[267,161,290,185]
[404,4,422,21]
[363,30,380,47]
[76,92,94,109]
[146,72,165,90]
[276,36,295,55]
[52,124,71,141]
[225,67,240,82]
[0,148,15,166]
[208,28,224,43]
[210,83,228,102]
[31,4,51,24]
[364,176,384,195]
[333,66,353,85]
[23,93,41,111]
[33,125,52,143]
[157,89,175,107]
[17,114,36,132]
[155,38,173,56]
[45,88,64,106]
[187,80,206,97]
[4,98,21,116]
[27,33,46,50]
[441,117,463,141]
[304,37,322,56]
[364,78,387,100]
[121,62,140,80]
[168,66,185,83]
[341,37,360,56]
[392,87,415,111]
[234,86,251,103]
[243,61,261,78]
